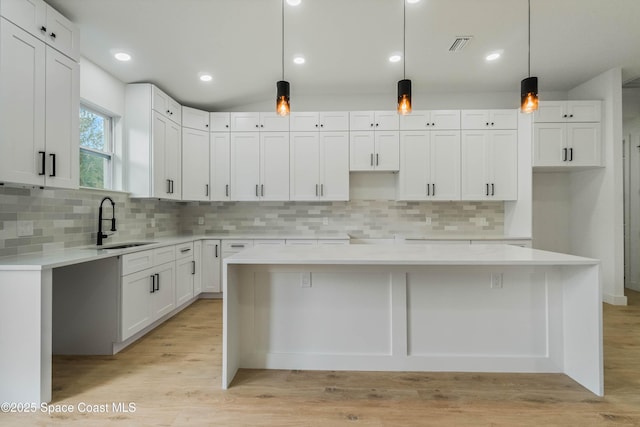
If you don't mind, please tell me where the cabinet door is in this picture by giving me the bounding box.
[350,111,374,130]
[44,4,79,60]
[260,132,290,200]
[193,241,202,296]
[210,132,231,201]
[489,130,518,200]
[567,123,601,166]
[533,123,566,167]
[319,132,349,201]
[152,111,170,197]
[349,131,375,170]
[567,101,601,122]
[201,240,221,293]
[430,131,461,200]
[209,112,230,131]
[319,112,349,131]
[431,110,461,130]
[398,131,429,200]
[121,268,154,340]
[290,132,320,200]
[0,19,45,186]
[230,112,259,131]
[182,106,210,131]
[44,47,79,189]
[153,262,176,318]
[152,85,170,117]
[461,131,490,200]
[461,110,489,130]
[230,132,260,200]
[167,97,181,124]
[0,0,46,41]
[290,112,319,131]
[164,120,182,199]
[533,101,564,123]
[175,257,194,307]
[181,128,209,201]
[259,112,289,131]
[489,110,517,129]
[399,111,430,130]
[374,131,399,171]
[374,111,399,130]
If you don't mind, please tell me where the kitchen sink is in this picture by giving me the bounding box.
[97,241,156,250]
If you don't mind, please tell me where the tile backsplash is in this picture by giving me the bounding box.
[0,186,504,257]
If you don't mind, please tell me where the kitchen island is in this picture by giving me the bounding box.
[223,244,603,395]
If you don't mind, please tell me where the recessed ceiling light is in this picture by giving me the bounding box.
[485,51,502,61]
[293,56,305,65]
[389,54,402,63]
[199,73,213,82]
[287,0,301,5]
[114,52,131,61]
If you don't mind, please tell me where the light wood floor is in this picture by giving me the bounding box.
[3,291,640,426]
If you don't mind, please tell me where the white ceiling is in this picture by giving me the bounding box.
[47,0,640,111]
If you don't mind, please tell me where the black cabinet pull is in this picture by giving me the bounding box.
[569,114,574,118]
[370,153,374,166]
[170,180,174,194]
[50,32,56,39]
[432,183,436,196]
[39,151,46,175]
[486,122,489,126]
[205,124,209,128]
[315,124,318,128]
[192,260,196,275]
[491,183,495,196]
[569,147,573,161]
[320,124,324,128]
[225,124,229,128]
[426,123,430,127]
[255,184,259,197]
[150,275,155,293]
[181,248,191,253]
[225,184,229,197]
[427,183,430,196]
[49,153,56,177]
[261,184,264,197]
[315,184,318,196]
[562,148,567,161]
[167,179,172,193]
[40,26,47,33]
[215,244,218,258]
[563,114,568,118]
[485,183,489,196]
[376,153,379,166]
[155,273,160,291]
[205,184,209,197]
[255,124,259,128]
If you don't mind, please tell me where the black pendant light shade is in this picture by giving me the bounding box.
[520,76,538,114]
[398,79,412,115]
[276,80,290,116]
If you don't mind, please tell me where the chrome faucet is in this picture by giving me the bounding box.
[97,197,117,246]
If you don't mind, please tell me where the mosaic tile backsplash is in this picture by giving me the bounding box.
[0,186,504,257]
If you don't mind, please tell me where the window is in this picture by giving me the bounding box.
[79,105,113,189]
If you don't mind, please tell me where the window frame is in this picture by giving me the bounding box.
[79,104,114,189]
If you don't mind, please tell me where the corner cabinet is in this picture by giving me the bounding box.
[460,109,518,201]
[126,84,182,199]
[533,101,602,169]
[398,130,461,201]
[0,12,79,189]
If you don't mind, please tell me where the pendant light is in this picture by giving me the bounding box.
[397,0,411,115]
[520,0,538,113]
[276,0,290,116]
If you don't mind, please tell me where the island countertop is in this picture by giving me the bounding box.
[224,243,599,266]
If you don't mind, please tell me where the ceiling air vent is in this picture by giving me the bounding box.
[449,36,473,52]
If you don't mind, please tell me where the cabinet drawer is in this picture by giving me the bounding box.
[122,249,154,275]
[286,239,317,246]
[154,245,176,265]
[222,240,254,253]
[254,239,285,246]
[318,239,350,245]
[175,242,194,259]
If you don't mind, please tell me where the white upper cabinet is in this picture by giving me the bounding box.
[349,131,400,171]
[290,111,349,131]
[126,84,182,199]
[181,127,210,201]
[230,112,289,131]
[461,109,518,130]
[210,132,231,201]
[350,111,399,131]
[182,106,210,131]
[398,130,461,201]
[152,85,181,125]
[532,101,602,169]
[461,130,518,201]
[534,101,601,123]
[210,112,230,131]
[400,110,460,130]
[0,16,79,188]
[0,0,79,60]
[290,131,349,201]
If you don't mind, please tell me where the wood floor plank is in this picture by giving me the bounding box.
[2,291,640,426]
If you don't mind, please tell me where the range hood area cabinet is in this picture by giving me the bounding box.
[0,2,79,189]
[125,84,182,199]
[532,101,602,169]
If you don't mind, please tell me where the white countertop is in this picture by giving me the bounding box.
[224,243,598,266]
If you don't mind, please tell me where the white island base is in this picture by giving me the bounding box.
[223,244,603,396]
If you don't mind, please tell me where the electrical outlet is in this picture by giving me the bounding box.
[17,221,34,237]
[300,272,311,288]
[198,217,205,225]
[491,272,503,289]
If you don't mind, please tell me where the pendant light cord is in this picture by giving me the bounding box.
[282,0,285,81]
[403,0,406,79]
[527,0,531,78]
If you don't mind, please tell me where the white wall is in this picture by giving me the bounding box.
[567,68,626,305]
[79,57,126,190]
[532,172,570,252]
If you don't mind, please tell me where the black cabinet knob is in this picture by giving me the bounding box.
[40,26,47,33]
[50,32,56,39]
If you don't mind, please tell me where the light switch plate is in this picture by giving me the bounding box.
[300,272,311,288]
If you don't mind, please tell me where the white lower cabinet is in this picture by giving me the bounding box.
[175,242,195,307]
[201,239,222,293]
